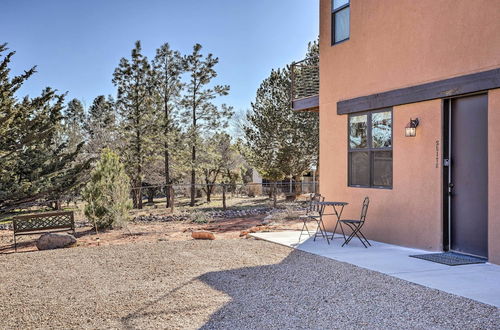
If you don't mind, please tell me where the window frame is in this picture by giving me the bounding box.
[331,0,350,45]
[348,108,393,189]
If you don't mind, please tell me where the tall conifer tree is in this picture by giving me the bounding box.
[0,43,88,212]
[112,41,153,209]
[151,43,184,208]
[85,95,116,155]
[244,57,319,205]
[181,44,233,206]
[244,68,289,196]
[63,98,85,152]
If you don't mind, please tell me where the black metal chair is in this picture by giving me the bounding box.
[339,197,370,248]
[299,193,325,242]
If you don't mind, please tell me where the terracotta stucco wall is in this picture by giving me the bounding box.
[318,0,500,251]
[488,89,500,264]
[319,0,500,106]
[320,100,443,250]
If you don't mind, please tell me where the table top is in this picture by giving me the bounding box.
[317,201,348,206]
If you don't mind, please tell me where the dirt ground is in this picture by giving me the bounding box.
[0,195,309,254]
[0,214,304,254]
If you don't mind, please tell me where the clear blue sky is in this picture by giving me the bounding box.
[2,0,318,113]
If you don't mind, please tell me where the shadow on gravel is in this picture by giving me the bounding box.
[120,279,199,329]
[197,249,344,329]
[196,248,499,329]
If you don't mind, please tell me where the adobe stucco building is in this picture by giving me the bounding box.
[293,0,500,263]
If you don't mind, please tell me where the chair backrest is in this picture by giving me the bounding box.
[360,197,370,222]
[308,193,325,214]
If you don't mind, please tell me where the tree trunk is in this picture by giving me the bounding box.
[137,181,143,209]
[190,165,196,206]
[272,181,277,208]
[135,119,143,209]
[169,185,174,213]
[164,146,171,208]
[163,75,171,208]
[222,184,226,210]
[132,186,141,209]
[190,109,196,206]
[53,200,61,210]
[294,175,302,195]
[147,187,155,204]
[206,185,211,203]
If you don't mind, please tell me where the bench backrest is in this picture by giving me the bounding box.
[13,211,74,234]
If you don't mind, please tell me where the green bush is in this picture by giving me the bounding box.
[82,149,131,229]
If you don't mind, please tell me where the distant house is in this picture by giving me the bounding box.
[251,168,262,185]
[249,169,318,195]
[291,1,500,264]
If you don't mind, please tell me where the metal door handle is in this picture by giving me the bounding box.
[448,183,454,188]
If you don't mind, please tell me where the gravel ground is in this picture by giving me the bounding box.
[0,240,498,329]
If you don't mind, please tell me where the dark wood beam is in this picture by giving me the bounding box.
[292,95,319,112]
[337,68,500,114]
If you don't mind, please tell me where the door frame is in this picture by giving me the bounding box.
[442,98,451,252]
[442,92,488,258]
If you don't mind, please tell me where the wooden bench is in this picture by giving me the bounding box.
[12,211,75,251]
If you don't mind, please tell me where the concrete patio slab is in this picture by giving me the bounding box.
[250,230,500,308]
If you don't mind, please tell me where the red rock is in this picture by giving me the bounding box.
[191,231,216,240]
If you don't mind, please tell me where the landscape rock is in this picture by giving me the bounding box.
[133,207,276,223]
[191,231,216,240]
[36,233,77,250]
[239,225,273,237]
[0,223,12,231]
[261,214,275,225]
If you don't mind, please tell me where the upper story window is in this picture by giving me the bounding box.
[332,0,350,45]
[348,109,393,188]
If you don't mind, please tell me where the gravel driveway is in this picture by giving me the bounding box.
[0,239,498,329]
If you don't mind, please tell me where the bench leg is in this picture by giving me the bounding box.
[13,234,17,252]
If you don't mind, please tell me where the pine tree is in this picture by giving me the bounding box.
[86,95,115,136]
[82,148,131,229]
[63,98,85,152]
[180,44,233,206]
[243,63,319,206]
[244,68,289,202]
[0,43,88,213]
[151,43,184,208]
[112,41,153,209]
[65,98,85,124]
[85,95,116,155]
[290,40,319,191]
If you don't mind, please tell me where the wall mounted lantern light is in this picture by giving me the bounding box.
[405,118,419,137]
